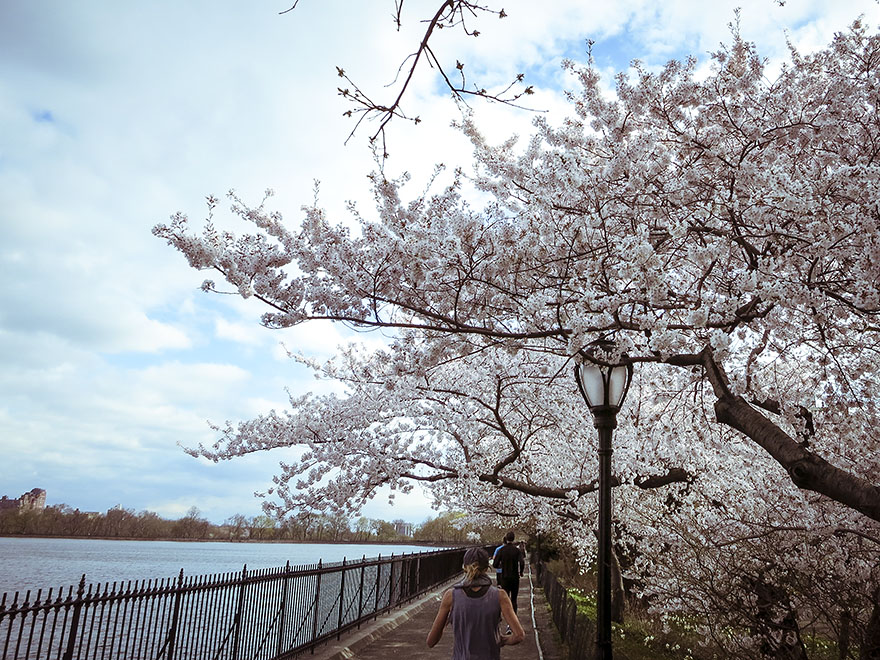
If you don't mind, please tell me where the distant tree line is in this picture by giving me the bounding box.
[0,504,492,544]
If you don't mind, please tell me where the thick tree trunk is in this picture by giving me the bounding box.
[839,610,851,660]
[680,350,880,522]
[863,588,880,660]
[751,578,808,660]
[713,394,880,522]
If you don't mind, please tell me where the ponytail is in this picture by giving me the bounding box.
[462,562,486,582]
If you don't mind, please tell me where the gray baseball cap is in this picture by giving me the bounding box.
[462,547,489,569]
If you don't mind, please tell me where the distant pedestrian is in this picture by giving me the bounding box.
[492,541,504,585]
[426,546,524,658]
[492,532,524,613]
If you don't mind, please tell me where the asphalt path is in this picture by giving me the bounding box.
[311,565,563,660]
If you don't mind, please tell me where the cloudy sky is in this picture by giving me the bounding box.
[2,0,877,525]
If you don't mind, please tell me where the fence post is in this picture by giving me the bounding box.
[311,560,322,643]
[414,556,421,596]
[374,555,381,617]
[165,569,186,660]
[231,564,248,660]
[357,555,365,628]
[61,575,86,660]
[335,558,346,639]
[276,561,290,656]
[391,554,397,606]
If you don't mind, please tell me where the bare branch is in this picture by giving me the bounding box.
[278,1,299,16]
[321,2,539,152]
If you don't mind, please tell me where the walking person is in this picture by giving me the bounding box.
[493,532,524,614]
[492,541,504,585]
[426,547,525,658]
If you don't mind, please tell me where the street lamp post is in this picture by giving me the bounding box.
[574,340,633,660]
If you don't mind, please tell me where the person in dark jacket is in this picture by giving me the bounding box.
[492,532,525,614]
[426,546,524,659]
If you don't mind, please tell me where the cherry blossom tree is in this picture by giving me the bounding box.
[154,17,880,657]
[156,21,880,521]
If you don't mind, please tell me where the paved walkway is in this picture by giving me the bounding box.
[311,566,563,660]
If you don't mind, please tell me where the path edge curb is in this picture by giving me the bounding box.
[309,579,456,660]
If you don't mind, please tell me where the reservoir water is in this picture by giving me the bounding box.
[0,537,445,595]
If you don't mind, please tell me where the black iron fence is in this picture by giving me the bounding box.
[537,562,596,660]
[0,547,469,660]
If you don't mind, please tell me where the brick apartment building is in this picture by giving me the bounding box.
[0,488,47,512]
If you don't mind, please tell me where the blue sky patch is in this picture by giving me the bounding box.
[32,109,55,123]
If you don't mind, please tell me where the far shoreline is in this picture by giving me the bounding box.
[0,534,456,547]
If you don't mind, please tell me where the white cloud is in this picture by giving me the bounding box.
[360,485,438,526]
[214,318,267,346]
[134,362,251,405]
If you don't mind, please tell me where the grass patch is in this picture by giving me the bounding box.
[561,588,847,660]
[542,558,849,659]
[801,634,843,660]
[566,588,698,659]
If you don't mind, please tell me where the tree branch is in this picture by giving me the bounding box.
[477,467,689,499]
[694,350,880,522]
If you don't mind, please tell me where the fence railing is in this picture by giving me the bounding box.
[537,562,596,660]
[0,547,469,660]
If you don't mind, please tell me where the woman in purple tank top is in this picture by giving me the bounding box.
[426,547,525,659]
